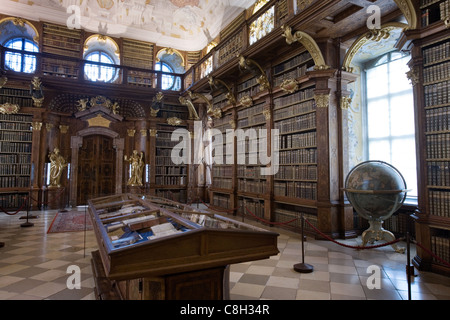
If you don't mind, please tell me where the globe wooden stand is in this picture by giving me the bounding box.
[361,220,405,254]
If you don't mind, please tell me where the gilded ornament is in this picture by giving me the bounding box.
[341,97,352,110]
[315,94,330,108]
[187,90,222,119]
[77,99,89,111]
[32,122,42,131]
[0,103,20,114]
[59,125,69,134]
[263,109,271,121]
[127,129,136,137]
[30,77,44,107]
[167,117,183,126]
[179,96,200,120]
[281,25,330,70]
[208,76,236,105]
[280,78,298,93]
[240,95,253,108]
[406,68,420,86]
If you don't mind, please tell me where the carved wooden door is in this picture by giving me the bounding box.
[77,135,116,205]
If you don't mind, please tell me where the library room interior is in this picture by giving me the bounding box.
[0,0,449,302]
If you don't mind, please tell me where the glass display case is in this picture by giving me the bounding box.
[88,194,279,300]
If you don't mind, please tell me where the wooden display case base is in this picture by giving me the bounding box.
[91,250,229,300]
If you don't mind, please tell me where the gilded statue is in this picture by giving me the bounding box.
[30,77,44,107]
[48,147,67,188]
[124,150,144,187]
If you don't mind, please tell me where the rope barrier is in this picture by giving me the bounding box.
[1,187,66,215]
[243,206,450,266]
[0,196,28,215]
[244,206,299,226]
[302,217,405,250]
[413,240,450,268]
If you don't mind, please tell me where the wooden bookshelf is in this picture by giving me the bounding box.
[0,113,32,209]
[122,39,154,87]
[409,20,450,275]
[420,0,450,27]
[41,23,82,79]
[0,88,33,108]
[153,122,189,203]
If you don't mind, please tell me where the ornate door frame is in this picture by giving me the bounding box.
[69,127,124,207]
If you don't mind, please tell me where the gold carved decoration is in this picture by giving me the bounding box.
[0,103,19,114]
[179,96,200,120]
[127,129,136,137]
[281,25,330,71]
[149,129,157,137]
[87,114,112,128]
[208,76,236,105]
[167,117,183,126]
[393,0,418,30]
[342,23,407,73]
[187,90,222,119]
[315,94,330,108]
[263,109,271,121]
[76,96,120,114]
[150,92,163,117]
[340,97,352,110]
[240,95,253,108]
[406,67,420,86]
[229,120,236,130]
[238,55,271,91]
[280,78,299,94]
[59,125,69,134]
[32,122,42,131]
[31,77,44,107]
[46,123,54,131]
[140,129,147,137]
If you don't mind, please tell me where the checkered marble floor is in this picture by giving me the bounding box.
[1,207,450,300]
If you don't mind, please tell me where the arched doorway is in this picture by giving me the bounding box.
[77,135,116,204]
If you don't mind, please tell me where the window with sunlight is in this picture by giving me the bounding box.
[4,38,38,73]
[84,51,117,82]
[365,51,417,200]
[155,61,181,91]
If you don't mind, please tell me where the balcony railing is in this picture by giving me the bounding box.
[0,45,184,92]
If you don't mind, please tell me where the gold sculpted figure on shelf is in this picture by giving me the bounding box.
[48,147,67,187]
[124,150,144,187]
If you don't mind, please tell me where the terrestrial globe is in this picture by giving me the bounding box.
[344,160,408,222]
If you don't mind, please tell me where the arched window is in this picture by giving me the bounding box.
[83,35,120,83]
[4,37,38,73]
[155,61,175,90]
[84,51,116,82]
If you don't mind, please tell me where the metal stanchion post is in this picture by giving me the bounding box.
[294,213,314,273]
[406,232,412,300]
